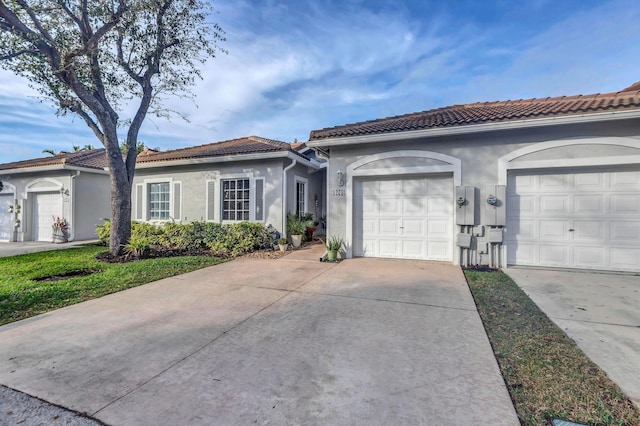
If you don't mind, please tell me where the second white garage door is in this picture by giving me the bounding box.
[353,175,453,260]
[0,194,13,241]
[32,192,63,242]
[506,168,640,272]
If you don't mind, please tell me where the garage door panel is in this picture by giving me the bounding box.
[610,221,640,241]
[574,195,604,214]
[33,192,62,242]
[0,194,12,241]
[403,219,424,235]
[354,175,452,261]
[507,169,640,272]
[610,195,640,214]
[610,248,640,271]
[610,171,640,187]
[538,244,570,266]
[539,220,567,239]
[540,196,568,214]
[379,219,400,235]
[540,174,570,191]
[573,221,604,241]
[402,240,424,258]
[402,197,425,215]
[574,246,605,268]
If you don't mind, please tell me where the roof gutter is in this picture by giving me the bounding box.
[0,164,109,175]
[306,109,640,148]
[134,151,321,170]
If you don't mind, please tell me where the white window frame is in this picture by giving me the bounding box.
[142,178,173,222]
[214,173,262,224]
[294,175,308,216]
[221,177,251,222]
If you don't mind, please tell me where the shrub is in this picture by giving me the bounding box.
[122,234,150,258]
[207,222,271,257]
[131,221,164,246]
[96,220,110,245]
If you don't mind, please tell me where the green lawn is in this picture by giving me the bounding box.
[465,270,640,426]
[0,245,224,326]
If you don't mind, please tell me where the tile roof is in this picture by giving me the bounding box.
[136,136,307,164]
[0,148,107,171]
[308,86,640,140]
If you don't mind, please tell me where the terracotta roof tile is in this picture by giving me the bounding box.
[308,87,640,140]
[0,148,107,171]
[136,136,308,163]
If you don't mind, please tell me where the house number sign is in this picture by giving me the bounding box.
[331,189,345,197]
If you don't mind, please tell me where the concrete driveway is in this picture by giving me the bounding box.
[0,251,518,425]
[0,240,97,258]
[505,268,640,408]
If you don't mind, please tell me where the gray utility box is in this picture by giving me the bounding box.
[456,233,473,248]
[488,228,504,243]
[484,185,506,226]
[455,186,477,225]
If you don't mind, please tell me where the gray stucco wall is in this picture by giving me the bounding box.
[322,119,640,263]
[0,169,109,242]
[132,157,324,235]
[74,172,111,240]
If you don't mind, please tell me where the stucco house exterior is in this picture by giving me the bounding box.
[307,83,640,273]
[132,136,325,236]
[0,149,110,243]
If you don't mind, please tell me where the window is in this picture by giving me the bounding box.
[149,182,170,220]
[295,179,306,215]
[222,178,250,221]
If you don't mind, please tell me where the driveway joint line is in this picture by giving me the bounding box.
[553,317,640,328]
[292,288,476,312]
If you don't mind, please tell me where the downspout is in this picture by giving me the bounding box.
[69,170,80,241]
[282,159,297,237]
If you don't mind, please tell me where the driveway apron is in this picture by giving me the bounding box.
[0,254,518,425]
[505,268,640,409]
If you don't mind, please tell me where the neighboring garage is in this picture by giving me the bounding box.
[353,174,453,260]
[31,191,63,242]
[0,192,13,241]
[506,167,640,272]
[0,149,110,243]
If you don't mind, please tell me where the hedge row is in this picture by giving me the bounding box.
[96,221,273,257]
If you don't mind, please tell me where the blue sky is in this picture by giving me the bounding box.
[1,0,639,163]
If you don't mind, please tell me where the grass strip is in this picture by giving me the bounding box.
[465,270,640,426]
[0,245,224,326]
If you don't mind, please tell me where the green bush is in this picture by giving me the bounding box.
[96,220,110,245]
[96,220,271,256]
[207,222,271,257]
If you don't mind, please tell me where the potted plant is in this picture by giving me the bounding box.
[287,214,306,248]
[51,216,69,243]
[325,235,344,261]
[277,237,288,252]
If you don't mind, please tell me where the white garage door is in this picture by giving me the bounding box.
[354,175,453,260]
[506,168,640,272]
[32,192,62,242]
[0,194,13,241]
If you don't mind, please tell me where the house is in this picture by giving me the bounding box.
[0,149,110,243]
[132,136,325,235]
[307,83,640,272]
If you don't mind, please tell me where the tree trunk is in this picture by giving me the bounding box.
[104,125,133,255]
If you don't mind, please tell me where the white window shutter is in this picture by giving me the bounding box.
[207,181,215,221]
[255,179,264,221]
[135,184,143,220]
[173,182,181,221]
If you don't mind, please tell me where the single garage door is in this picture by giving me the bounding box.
[32,192,62,242]
[353,174,453,260]
[506,168,640,272]
[0,194,12,241]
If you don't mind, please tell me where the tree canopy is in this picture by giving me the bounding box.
[0,0,225,254]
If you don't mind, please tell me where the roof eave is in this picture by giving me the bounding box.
[306,109,640,148]
[133,151,322,170]
[0,164,108,175]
